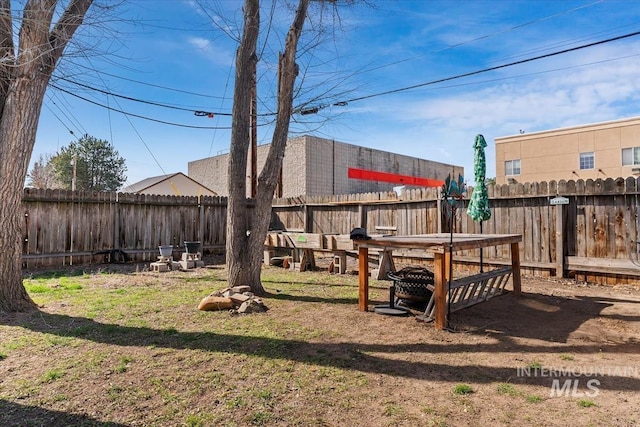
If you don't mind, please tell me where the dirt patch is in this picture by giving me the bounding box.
[1,258,640,426]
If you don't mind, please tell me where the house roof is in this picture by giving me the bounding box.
[121,172,217,195]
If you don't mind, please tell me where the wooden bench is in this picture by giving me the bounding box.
[264,232,350,273]
[416,267,513,322]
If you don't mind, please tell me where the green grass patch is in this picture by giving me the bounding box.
[52,393,68,402]
[453,384,474,395]
[42,369,65,383]
[383,402,404,416]
[496,382,519,396]
[526,394,543,403]
[559,353,574,361]
[577,399,596,408]
[245,411,272,426]
[115,356,133,373]
[528,361,543,370]
[185,414,206,427]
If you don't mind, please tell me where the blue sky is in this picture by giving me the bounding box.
[35,0,640,188]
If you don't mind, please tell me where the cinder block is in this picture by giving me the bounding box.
[150,262,169,272]
[179,260,195,270]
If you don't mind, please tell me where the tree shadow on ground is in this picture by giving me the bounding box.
[1,301,639,391]
[447,291,639,343]
[264,291,358,305]
[0,400,129,427]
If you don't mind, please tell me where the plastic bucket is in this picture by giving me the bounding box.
[184,241,201,254]
[158,245,173,258]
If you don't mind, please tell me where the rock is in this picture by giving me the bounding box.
[229,293,251,304]
[198,296,234,311]
[231,285,251,293]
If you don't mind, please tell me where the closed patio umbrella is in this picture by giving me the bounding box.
[467,134,491,271]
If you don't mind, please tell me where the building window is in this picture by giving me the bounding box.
[505,159,521,175]
[579,152,595,170]
[622,147,640,166]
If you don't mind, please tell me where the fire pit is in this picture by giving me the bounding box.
[387,266,434,303]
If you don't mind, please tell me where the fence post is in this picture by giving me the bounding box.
[555,204,565,278]
[114,192,120,250]
[199,197,205,246]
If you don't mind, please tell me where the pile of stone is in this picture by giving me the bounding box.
[198,285,268,314]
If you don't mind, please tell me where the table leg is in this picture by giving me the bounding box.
[434,251,447,330]
[510,242,521,296]
[358,246,369,311]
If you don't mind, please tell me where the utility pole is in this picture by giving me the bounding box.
[71,155,77,191]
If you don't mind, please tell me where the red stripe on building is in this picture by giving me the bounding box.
[347,167,445,187]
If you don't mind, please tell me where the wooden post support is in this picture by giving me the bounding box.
[510,242,522,295]
[375,249,395,279]
[433,251,448,330]
[358,246,369,311]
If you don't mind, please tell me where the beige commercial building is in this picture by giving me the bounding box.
[495,116,640,185]
[189,135,463,197]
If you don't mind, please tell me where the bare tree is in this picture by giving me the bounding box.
[0,0,95,313]
[27,153,62,189]
[226,0,313,294]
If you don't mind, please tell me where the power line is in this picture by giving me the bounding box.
[43,102,80,140]
[358,0,605,75]
[298,29,640,113]
[50,92,88,135]
[58,77,233,117]
[46,94,84,137]
[51,84,234,130]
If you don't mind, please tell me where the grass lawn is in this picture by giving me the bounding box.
[1,260,639,426]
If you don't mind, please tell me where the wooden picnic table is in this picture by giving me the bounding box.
[355,233,523,330]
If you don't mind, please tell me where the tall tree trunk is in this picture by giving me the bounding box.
[226,0,260,291]
[0,0,93,313]
[0,79,49,312]
[227,0,310,295]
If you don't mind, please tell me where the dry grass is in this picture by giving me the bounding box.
[1,259,640,426]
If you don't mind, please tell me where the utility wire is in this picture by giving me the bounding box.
[46,94,85,137]
[208,62,234,156]
[58,77,234,117]
[43,102,81,140]
[298,29,640,113]
[51,84,234,129]
[359,0,605,75]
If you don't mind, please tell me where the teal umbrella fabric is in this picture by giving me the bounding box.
[467,134,491,222]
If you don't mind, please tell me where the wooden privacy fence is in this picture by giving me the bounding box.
[22,189,227,267]
[271,177,640,284]
[20,177,640,283]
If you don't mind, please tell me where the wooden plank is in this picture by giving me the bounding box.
[566,256,640,276]
[358,246,369,311]
[511,242,522,295]
[433,251,447,330]
[447,267,513,289]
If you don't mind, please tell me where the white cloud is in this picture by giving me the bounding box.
[187,37,235,67]
[332,46,640,182]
